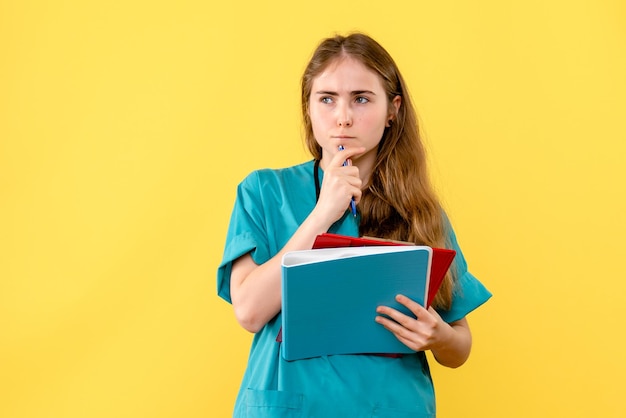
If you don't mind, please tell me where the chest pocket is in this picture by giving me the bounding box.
[244,388,304,418]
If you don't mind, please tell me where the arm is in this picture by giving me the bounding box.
[230,213,331,333]
[230,148,366,333]
[375,294,473,368]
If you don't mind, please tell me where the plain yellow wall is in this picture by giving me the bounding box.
[1,0,625,417]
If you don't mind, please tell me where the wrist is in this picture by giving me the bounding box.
[430,318,472,368]
[305,207,335,234]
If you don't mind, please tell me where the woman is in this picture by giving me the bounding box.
[217,32,491,417]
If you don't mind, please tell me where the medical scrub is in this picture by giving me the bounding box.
[217,160,492,418]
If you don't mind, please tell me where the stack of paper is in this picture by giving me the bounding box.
[280,234,455,361]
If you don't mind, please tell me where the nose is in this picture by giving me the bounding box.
[336,102,352,127]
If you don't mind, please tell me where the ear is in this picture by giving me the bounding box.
[387,95,402,126]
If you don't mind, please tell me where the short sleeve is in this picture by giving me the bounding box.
[217,171,272,303]
[437,220,492,323]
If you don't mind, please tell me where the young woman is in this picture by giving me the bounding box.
[217,32,491,417]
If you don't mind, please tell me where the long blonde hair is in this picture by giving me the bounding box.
[301,33,456,309]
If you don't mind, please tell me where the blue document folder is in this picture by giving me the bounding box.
[280,245,434,361]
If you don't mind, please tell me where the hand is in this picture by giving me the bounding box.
[314,146,365,223]
[375,294,452,352]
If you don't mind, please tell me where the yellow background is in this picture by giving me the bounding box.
[1,0,625,417]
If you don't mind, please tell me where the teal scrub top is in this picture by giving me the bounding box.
[217,160,492,418]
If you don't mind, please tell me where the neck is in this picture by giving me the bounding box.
[352,155,375,186]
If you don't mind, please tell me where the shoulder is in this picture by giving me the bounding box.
[239,160,314,189]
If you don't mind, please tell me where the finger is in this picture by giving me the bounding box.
[375,314,407,335]
[427,306,443,322]
[395,294,429,319]
[375,315,423,351]
[376,305,417,330]
[335,145,366,165]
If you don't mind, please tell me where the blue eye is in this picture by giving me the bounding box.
[355,96,369,104]
[321,97,333,104]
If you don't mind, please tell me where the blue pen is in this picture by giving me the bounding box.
[338,145,358,217]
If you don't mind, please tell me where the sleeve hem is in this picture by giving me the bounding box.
[216,232,262,303]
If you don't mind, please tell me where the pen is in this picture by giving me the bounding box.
[338,145,358,217]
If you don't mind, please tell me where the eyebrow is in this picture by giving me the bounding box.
[314,90,377,96]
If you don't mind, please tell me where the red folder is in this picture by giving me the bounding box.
[312,233,456,308]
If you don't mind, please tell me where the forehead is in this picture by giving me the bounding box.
[312,56,385,92]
